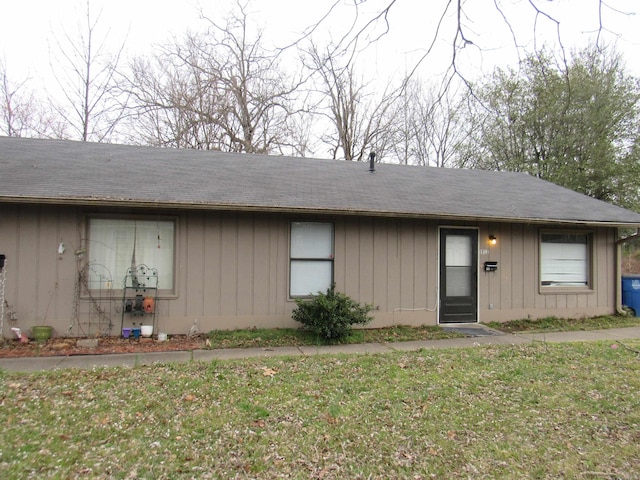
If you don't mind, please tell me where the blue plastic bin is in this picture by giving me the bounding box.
[622,275,640,317]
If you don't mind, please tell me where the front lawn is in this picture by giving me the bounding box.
[207,324,463,349]
[1,341,639,478]
[485,314,640,334]
[207,315,640,350]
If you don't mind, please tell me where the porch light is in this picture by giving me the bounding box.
[489,235,497,245]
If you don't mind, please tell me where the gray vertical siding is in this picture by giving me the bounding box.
[0,204,618,338]
[1,204,80,331]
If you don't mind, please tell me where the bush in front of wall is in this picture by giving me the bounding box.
[292,284,373,341]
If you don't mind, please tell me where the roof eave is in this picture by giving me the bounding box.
[2,196,639,228]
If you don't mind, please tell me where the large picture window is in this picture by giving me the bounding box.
[290,222,334,297]
[88,218,175,291]
[540,233,590,288]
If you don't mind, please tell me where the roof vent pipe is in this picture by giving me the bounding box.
[369,152,376,173]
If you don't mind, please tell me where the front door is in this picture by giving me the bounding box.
[439,228,478,323]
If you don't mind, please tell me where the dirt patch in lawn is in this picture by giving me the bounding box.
[0,335,207,358]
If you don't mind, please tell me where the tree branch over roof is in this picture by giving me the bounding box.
[293,0,632,97]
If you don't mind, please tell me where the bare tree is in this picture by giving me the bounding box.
[1,61,35,137]
[414,83,469,168]
[303,41,398,161]
[121,55,225,149]
[0,61,67,138]
[385,78,469,167]
[123,2,305,154]
[48,0,126,142]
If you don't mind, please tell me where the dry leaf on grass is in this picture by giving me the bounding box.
[261,367,277,377]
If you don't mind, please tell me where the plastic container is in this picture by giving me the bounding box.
[157,332,167,342]
[141,325,153,337]
[122,328,131,339]
[132,328,141,339]
[622,275,640,317]
[32,326,53,343]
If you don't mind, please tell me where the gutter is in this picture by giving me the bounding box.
[616,228,640,314]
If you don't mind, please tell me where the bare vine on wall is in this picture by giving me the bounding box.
[71,257,114,337]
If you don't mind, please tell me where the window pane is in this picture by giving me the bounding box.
[89,219,174,290]
[291,222,333,258]
[446,266,472,297]
[290,260,332,296]
[446,235,472,267]
[541,234,588,286]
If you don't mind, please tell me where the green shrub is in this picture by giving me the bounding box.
[292,284,373,341]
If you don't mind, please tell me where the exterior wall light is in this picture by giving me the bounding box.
[489,235,497,245]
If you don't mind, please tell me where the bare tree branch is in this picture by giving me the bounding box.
[0,60,67,138]
[48,0,128,142]
[121,1,308,154]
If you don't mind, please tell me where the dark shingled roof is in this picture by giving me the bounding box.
[2,136,640,227]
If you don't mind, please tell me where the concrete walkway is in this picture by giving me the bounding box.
[1,325,639,373]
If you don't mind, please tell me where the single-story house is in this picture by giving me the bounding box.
[1,136,640,338]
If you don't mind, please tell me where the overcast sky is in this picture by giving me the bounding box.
[1,0,639,91]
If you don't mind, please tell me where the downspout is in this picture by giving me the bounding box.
[615,228,640,314]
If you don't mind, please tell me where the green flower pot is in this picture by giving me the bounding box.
[32,326,53,343]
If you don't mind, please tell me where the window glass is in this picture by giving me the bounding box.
[291,222,333,258]
[446,235,472,267]
[290,222,333,297]
[290,261,333,297]
[88,219,175,290]
[540,233,589,286]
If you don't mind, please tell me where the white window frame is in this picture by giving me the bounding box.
[290,221,334,297]
[540,231,592,291]
[87,217,176,294]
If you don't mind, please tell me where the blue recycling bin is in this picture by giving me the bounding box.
[622,275,640,317]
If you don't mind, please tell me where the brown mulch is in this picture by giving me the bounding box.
[0,334,207,359]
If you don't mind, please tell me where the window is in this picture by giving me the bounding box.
[290,222,334,297]
[88,218,175,291]
[540,233,590,288]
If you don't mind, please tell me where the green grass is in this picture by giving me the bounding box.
[207,315,640,350]
[1,341,639,478]
[207,324,462,349]
[485,314,640,334]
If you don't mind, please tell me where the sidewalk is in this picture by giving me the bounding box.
[1,325,639,373]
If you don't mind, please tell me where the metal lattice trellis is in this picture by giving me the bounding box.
[71,263,114,337]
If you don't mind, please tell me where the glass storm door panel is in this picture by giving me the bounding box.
[439,228,478,323]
